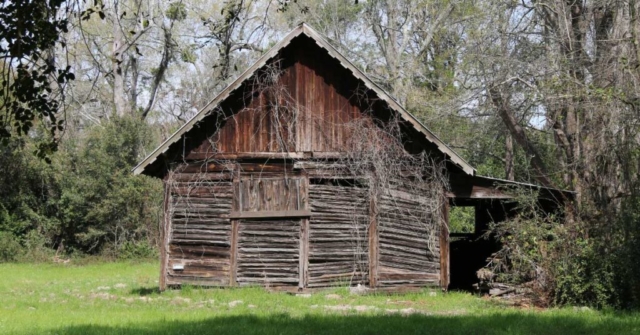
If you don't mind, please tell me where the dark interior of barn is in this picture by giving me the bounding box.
[446,183,568,292]
[448,199,513,291]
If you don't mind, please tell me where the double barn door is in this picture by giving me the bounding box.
[230,176,309,288]
[230,176,372,288]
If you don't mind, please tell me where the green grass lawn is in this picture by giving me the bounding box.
[1,261,639,335]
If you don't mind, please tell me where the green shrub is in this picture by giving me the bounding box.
[0,116,162,262]
[53,116,163,255]
[118,241,158,260]
[22,230,53,262]
[486,188,635,308]
[449,206,474,233]
[0,232,23,262]
[553,243,617,308]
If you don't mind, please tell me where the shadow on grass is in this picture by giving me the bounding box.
[129,287,161,296]
[48,313,637,335]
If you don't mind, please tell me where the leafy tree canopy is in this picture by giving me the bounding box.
[0,0,75,158]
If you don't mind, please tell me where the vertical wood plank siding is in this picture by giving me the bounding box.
[186,38,363,158]
[239,178,302,212]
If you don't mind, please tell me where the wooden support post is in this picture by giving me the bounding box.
[298,176,309,289]
[230,165,241,287]
[159,180,171,291]
[230,220,239,286]
[368,193,379,288]
[299,218,309,289]
[440,198,450,290]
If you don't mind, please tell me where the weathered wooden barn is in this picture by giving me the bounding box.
[134,24,568,292]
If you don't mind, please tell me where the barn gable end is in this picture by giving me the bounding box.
[186,36,367,158]
[133,23,475,177]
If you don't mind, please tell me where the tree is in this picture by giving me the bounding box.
[0,0,74,156]
[107,0,186,118]
[466,0,640,306]
[472,1,640,210]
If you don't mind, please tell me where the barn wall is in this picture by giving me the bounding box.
[158,32,445,289]
[161,161,443,290]
[235,174,306,287]
[166,178,233,286]
[238,177,304,212]
[237,219,301,286]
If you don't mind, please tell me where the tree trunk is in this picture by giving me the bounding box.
[505,133,514,181]
[112,5,129,117]
[489,85,554,188]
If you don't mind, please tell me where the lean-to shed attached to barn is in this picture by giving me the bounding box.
[134,23,569,292]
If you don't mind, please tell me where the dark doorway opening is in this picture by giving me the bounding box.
[448,200,512,291]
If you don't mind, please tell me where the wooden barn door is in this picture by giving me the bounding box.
[307,180,370,287]
[376,180,441,287]
[236,218,301,286]
[230,175,309,288]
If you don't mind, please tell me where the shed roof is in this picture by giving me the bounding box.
[133,23,476,176]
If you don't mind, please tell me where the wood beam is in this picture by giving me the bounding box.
[440,198,450,290]
[299,218,309,289]
[159,180,171,291]
[447,184,514,199]
[301,177,309,289]
[186,152,305,161]
[229,166,240,286]
[229,210,312,219]
[368,192,379,288]
[230,220,239,286]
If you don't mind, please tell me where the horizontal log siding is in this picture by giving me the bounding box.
[167,182,233,286]
[237,219,300,285]
[308,184,369,287]
[377,185,440,287]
